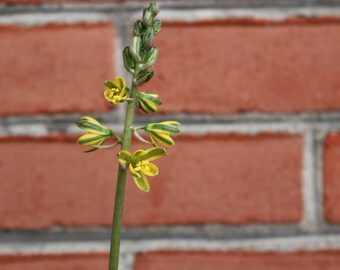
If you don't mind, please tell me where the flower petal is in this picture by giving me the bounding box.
[141,162,159,176]
[134,149,147,157]
[148,131,175,146]
[104,80,115,89]
[159,121,181,126]
[129,163,140,177]
[77,133,106,146]
[139,98,157,113]
[147,93,159,99]
[81,116,102,126]
[136,147,167,161]
[139,92,161,105]
[146,123,179,134]
[114,76,126,89]
[76,118,111,135]
[104,89,117,104]
[133,173,150,192]
[118,150,131,165]
[119,88,127,98]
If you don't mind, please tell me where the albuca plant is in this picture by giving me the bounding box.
[76,3,180,270]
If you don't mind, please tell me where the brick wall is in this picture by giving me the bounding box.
[1,1,340,270]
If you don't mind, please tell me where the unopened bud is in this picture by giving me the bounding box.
[134,70,154,86]
[143,9,153,26]
[129,36,142,62]
[149,3,159,16]
[123,47,135,74]
[140,46,158,70]
[142,27,154,49]
[153,20,161,35]
[134,20,145,36]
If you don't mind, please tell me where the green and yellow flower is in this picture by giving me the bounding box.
[137,92,161,113]
[76,116,114,150]
[104,76,129,105]
[118,147,167,192]
[144,121,180,147]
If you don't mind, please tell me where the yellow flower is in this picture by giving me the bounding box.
[76,116,113,151]
[118,147,167,192]
[144,121,180,147]
[104,76,129,105]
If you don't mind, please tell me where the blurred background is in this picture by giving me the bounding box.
[1,0,340,269]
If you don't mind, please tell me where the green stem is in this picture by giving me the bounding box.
[108,81,138,270]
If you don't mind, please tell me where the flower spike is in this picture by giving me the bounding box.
[76,3,180,269]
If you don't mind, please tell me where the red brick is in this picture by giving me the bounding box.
[0,0,186,3]
[0,254,108,270]
[125,134,302,225]
[323,133,340,223]
[0,134,302,228]
[134,251,340,270]
[0,137,117,228]
[0,24,113,115]
[145,20,340,114]
[0,0,121,3]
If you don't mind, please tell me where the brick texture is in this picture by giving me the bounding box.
[146,20,340,114]
[0,254,108,270]
[0,0,120,3]
[0,24,113,116]
[0,0,198,3]
[134,251,340,270]
[323,133,340,223]
[0,134,302,228]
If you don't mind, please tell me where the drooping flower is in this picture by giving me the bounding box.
[144,121,180,146]
[118,147,167,192]
[104,76,129,105]
[76,116,114,151]
[137,92,161,113]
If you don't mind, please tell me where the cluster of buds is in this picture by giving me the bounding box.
[123,3,162,113]
[77,3,180,192]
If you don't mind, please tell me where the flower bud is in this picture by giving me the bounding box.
[129,36,142,62]
[134,70,154,86]
[123,47,135,74]
[142,27,154,49]
[153,20,161,35]
[142,9,153,26]
[137,92,162,113]
[149,3,159,16]
[133,20,145,36]
[140,46,158,70]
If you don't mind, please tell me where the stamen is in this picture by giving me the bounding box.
[135,160,150,172]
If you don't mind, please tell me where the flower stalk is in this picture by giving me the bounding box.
[109,81,138,270]
[75,3,180,270]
